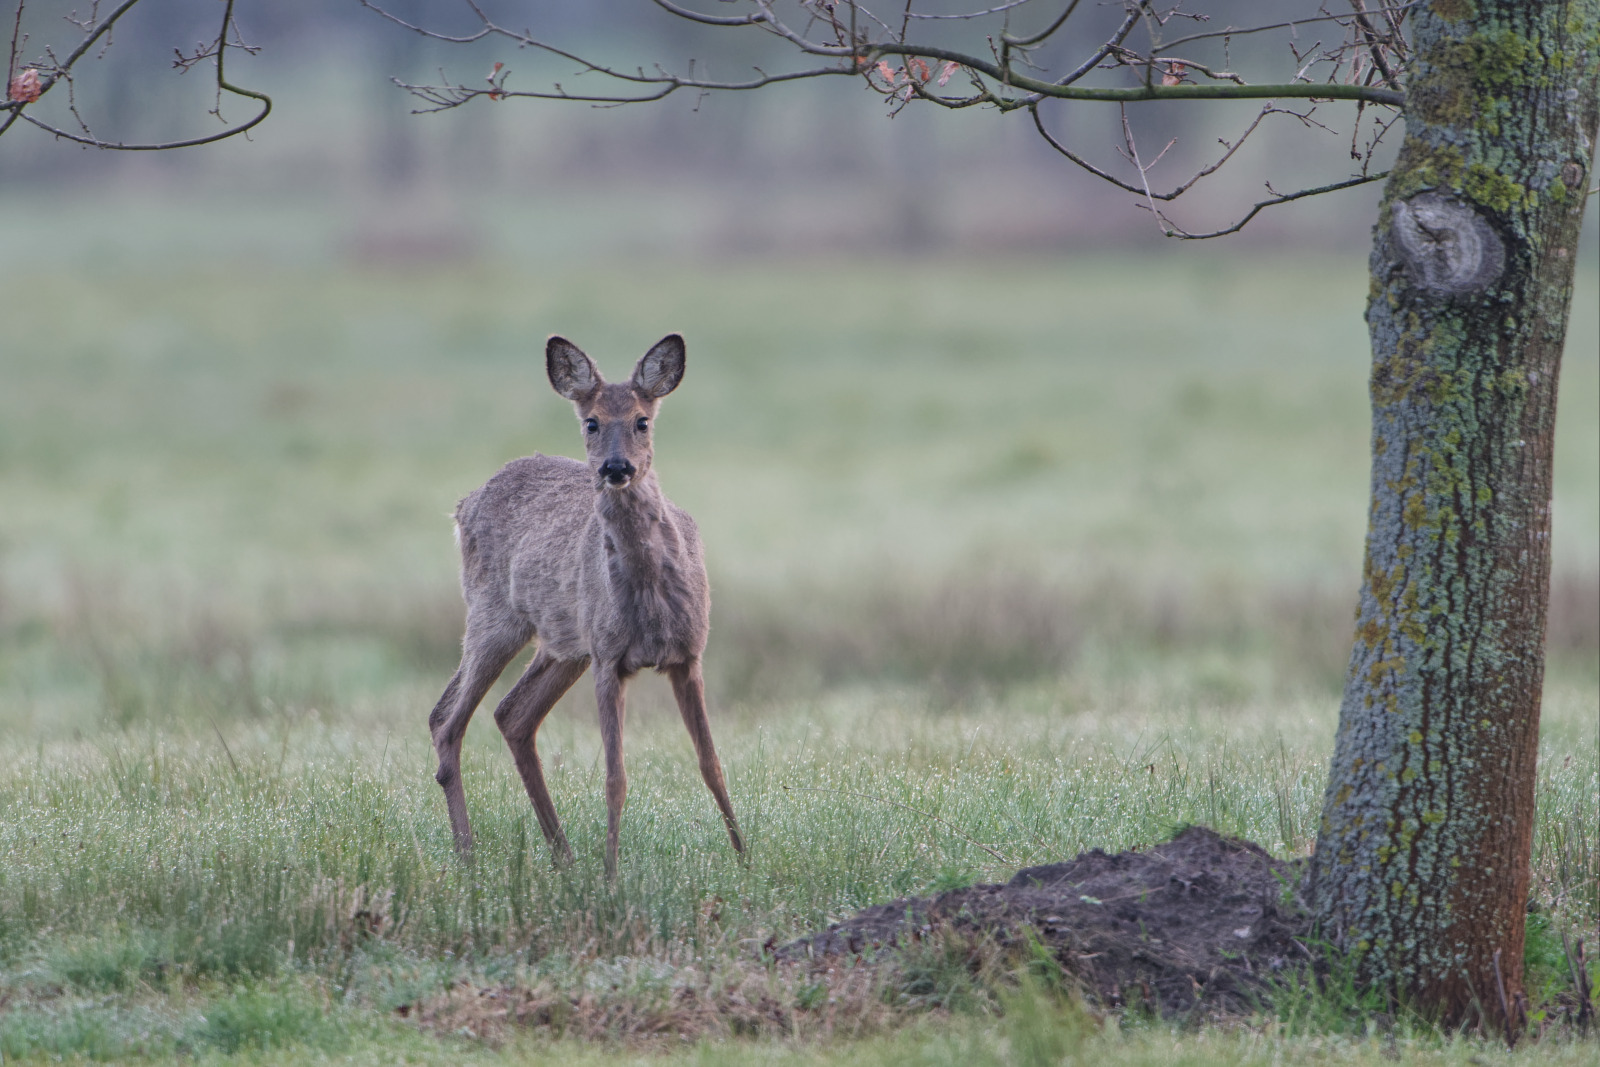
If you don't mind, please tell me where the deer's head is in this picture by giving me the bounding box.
[546,334,685,492]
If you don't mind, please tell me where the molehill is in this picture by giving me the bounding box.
[776,825,1316,1018]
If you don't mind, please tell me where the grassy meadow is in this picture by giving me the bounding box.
[0,206,1595,1063]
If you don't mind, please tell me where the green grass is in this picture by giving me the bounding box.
[0,226,1594,1061]
[3,692,1594,960]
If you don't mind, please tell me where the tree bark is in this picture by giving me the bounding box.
[1310,0,1599,1030]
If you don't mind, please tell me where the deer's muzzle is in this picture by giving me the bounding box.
[598,458,636,488]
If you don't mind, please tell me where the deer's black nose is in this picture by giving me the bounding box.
[598,458,635,485]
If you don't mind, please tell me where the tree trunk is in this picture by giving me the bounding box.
[1309,0,1599,1030]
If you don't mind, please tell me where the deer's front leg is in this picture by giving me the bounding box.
[594,665,629,880]
[667,660,743,855]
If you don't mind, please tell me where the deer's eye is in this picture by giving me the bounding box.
[584,418,599,434]
[635,417,649,433]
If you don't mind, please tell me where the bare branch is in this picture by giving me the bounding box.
[396,64,853,111]
[1034,97,1387,239]
[1003,0,1083,48]
[1039,7,1138,93]
[856,41,1405,106]
[3,0,142,106]
[357,0,494,41]
[652,0,773,27]
[1153,2,1419,51]
[1161,172,1389,239]
[362,0,1412,240]
[369,1,1405,113]
[2,0,271,150]
[911,0,1039,20]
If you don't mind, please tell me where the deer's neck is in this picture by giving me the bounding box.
[593,474,682,587]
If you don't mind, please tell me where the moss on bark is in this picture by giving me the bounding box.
[1309,0,1599,1030]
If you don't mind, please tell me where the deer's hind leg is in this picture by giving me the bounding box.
[493,650,589,867]
[430,613,532,857]
[666,660,744,855]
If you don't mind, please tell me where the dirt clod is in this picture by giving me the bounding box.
[776,825,1315,1018]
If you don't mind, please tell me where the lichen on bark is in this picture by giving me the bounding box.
[1309,0,1598,1028]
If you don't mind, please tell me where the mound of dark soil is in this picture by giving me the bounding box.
[776,826,1316,1018]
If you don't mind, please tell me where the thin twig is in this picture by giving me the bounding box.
[1119,105,1168,234]
[7,0,23,90]
[1035,6,1137,94]
[1349,0,1402,91]
[911,0,1037,21]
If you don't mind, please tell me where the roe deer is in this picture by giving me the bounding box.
[428,334,743,878]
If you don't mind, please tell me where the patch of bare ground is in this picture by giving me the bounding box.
[778,826,1314,1019]
[406,960,906,1045]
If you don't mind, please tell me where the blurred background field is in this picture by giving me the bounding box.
[1,238,1595,735]
[0,1,1596,1060]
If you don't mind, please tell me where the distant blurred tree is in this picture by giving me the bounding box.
[2,0,269,149]
[369,0,1599,1036]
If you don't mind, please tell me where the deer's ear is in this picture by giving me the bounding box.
[547,336,601,400]
[632,334,686,398]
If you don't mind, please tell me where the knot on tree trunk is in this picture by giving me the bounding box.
[1389,193,1506,295]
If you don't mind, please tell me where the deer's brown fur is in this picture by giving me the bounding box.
[427,334,742,877]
